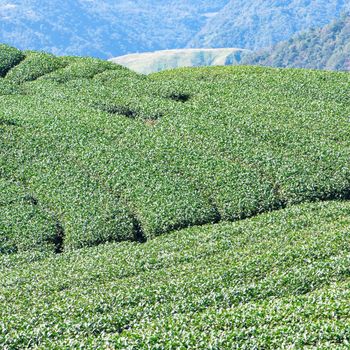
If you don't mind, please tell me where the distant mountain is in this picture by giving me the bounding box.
[1,1,350,59]
[241,14,350,71]
[110,48,248,74]
[188,0,350,51]
[0,0,228,58]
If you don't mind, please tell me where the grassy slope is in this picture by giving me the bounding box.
[1,45,350,347]
[110,48,248,74]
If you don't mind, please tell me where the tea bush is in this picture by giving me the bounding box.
[1,201,350,348]
[1,46,350,348]
[41,57,120,83]
[0,179,60,254]
[0,44,24,77]
[1,49,350,251]
[5,51,67,83]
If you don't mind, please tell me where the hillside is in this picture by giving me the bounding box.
[1,1,350,58]
[242,14,350,71]
[110,48,248,74]
[3,201,350,347]
[1,45,350,347]
[0,0,228,58]
[189,0,350,50]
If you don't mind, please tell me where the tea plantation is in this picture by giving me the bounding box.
[1,44,350,348]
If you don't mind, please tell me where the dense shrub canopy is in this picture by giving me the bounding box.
[1,47,350,253]
[0,44,24,77]
[1,46,350,348]
[1,200,350,347]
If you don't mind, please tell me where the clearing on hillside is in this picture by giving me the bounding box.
[110,48,248,74]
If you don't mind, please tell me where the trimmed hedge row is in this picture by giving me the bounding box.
[1,49,350,252]
[1,200,350,347]
[0,96,137,250]
[0,179,59,254]
[5,51,67,83]
[40,57,121,83]
[0,44,24,77]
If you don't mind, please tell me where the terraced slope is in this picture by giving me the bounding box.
[1,44,350,348]
[2,200,350,347]
[1,45,350,255]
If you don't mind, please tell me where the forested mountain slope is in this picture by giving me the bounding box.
[0,0,228,58]
[189,0,350,50]
[242,14,350,71]
[1,1,349,58]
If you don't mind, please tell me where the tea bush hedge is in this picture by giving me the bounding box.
[0,179,59,254]
[0,44,24,77]
[5,51,67,83]
[41,57,120,83]
[1,48,350,252]
[1,200,350,348]
[1,46,350,348]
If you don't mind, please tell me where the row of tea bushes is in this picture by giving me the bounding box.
[1,200,350,347]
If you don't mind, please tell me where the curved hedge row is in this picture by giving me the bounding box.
[1,48,350,253]
[0,44,25,77]
[1,200,350,347]
[0,179,60,254]
[40,57,123,83]
[5,51,67,83]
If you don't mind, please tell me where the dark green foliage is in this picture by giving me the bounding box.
[0,44,24,77]
[0,79,24,95]
[168,92,191,102]
[0,179,60,254]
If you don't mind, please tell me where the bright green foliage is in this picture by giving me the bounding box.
[1,46,350,348]
[0,79,23,96]
[1,48,350,252]
[41,57,122,83]
[1,200,350,347]
[0,44,24,77]
[5,51,67,83]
